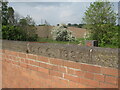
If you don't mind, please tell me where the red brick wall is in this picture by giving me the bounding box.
[1,49,119,88]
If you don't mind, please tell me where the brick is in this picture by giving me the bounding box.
[50,58,63,66]
[77,83,87,88]
[2,57,5,62]
[94,74,105,82]
[68,81,79,88]
[35,71,52,80]
[27,59,31,64]
[119,70,120,77]
[67,68,75,75]
[38,67,49,74]
[15,57,19,62]
[101,67,118,77]
[9,55,12,60]
[52,76,69,88]
[51,65,66,73]
[13,56,17,61]
[100,82,118,88]
[16,57,21,62]
[24,59,29,63]
[49,70,63,77]
[81,64,101,73]
[2,50,5,53]
[20,58,25,62]
[27,65,38,71]
[19,53,26,58]
[4,50,11,55]
[64,74,80,83]
[119,78,120,88]
[27,54,36,60]
[0,56,2,61]
[63,60,81,69]
[84,72,94,79]
[29,60,39,66]
[37,56,49,63]
[11,51,18,56]
[85,85,95,88]
[5,55,9,59]
[39,62,52,69]
[5,59,11,63]
[58,66,66,73]
[4,54,6,58]
[12,61,19,65]
[20,63,28,68]
[59,78,68,85]
[105,76,118,84]
[80,78,99,87]
[75,70,85,77]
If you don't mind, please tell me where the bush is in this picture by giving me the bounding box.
[51,25,76,41]
[2,25,38,41]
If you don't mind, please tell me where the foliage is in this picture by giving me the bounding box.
[1,1,38,41]
[67,23,85,28]
[51,25,76,41]
[83,1,118,47]
[1,1,8,25]
[18,15,38,41]
[2,25,38,41]
[14,12,21,25]
[8,7,15,25]
[1,1,15,25]
[2,25,23,40]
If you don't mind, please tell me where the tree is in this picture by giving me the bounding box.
[73,24,78,27]
[19,18,28,26]
[83,1,117,46]
[14,12,21,25]
[68,23,71,26]
[78,24,85,28]
[25,15,35,26]
[1,1,15,25]
[51,25,76,41]
[1,1,8,25]
[1,1,38,41]
[0,1,2,23]
[8,7,15,25]
[18,15,38,41]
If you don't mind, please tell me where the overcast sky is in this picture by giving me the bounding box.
[8,1,118,25]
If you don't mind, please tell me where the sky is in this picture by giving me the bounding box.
[8,1,119,25]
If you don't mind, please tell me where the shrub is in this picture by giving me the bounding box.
[51,25,76,41]
[2,25,38,41]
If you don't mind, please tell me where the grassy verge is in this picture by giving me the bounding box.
[37,38,79,44]
[37,38,118,48]
[99,44,118,48]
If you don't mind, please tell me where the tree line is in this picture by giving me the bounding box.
[1,1,38,41]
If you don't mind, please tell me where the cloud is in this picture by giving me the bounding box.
[8,2,118,25]
[7,0,120,2]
